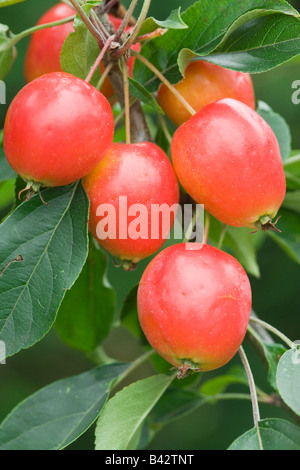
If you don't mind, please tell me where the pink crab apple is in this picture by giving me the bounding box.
[82,142,180,269]
[137,243,252,377]
[171,98,286,232]
[157,60,255,127]
[4,72,114,189]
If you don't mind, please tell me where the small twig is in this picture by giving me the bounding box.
[239,346,263,450]
[90,10,110,41]
[158,115,172,146]
[0,255,23,279]
[203,211,210,245]
[137,28,167,43]
[69,0,105,46]
[61,0,74,7]
[183,209,199,243]
[104,0,119,12]
[113,349,156,389]
[248,310,274,345]
[114,0,139,43]
[0,16,76,52]
[115,0,151,57]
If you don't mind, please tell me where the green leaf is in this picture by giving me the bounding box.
[260,342,287,392]
[149,387,203,426]
[0,0,26,7]
[60,17,100,87]
[55,240,116,353]
[0,180,14,213]
[284,154,300,190]
[94,374,175,450]
[134,0,300,90]
[267,208,300,264]
[181,13,300,74]
[0,363,129,450]
[228,418,300,450]
[200,366,248,396]
[276,348,300,416]
[0,182,89,359]
[138,8,188,37]
[283,191,300,213]
[128,78,164,114]
[0,24,16,79]
[256,101,291,162]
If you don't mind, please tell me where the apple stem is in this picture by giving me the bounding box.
[137,28,167,43]
[238,346,264,450]
[182,208,200,243]
[0,255,23,279]
[121,57,132,145]
[132,50,197,118]
[85,35,116,84]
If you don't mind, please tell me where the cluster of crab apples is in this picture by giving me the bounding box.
[2,3,286,377]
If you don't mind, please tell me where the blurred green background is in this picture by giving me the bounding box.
[0,0,300,450]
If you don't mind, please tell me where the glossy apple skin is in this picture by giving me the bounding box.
[24,4,140,99]
[4,72,114,187]
[171,98,286,229]
[82,142,179,263]
[24,3,75,83]
[137,243,252,372]
[157,61,255,127]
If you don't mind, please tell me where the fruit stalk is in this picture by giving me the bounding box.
[238,346,263,450]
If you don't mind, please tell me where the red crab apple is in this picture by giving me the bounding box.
[82,142,180,269]
[24,3,140,100]
[171,98,286,232]
[3,72,114,189]
[137,243,252,376]
[157,60,255,127]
